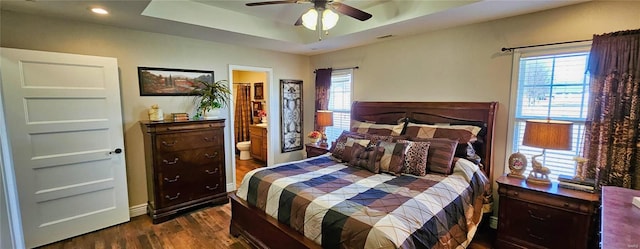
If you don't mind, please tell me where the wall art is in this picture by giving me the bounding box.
[138,67,213,96]
[280,79,303,152]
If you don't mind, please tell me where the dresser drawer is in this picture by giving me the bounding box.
[155,147,223,171]
[155,130,222,152]
[156,171,190,208]
[503,185,593,214]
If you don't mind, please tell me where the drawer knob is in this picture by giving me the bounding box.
[162,158,179,165]
[205,168,219,174]
[206,184,219,191]
[165,193,180,200]
[162,140,178,147]
[513,191,519,196]
[164,175,180,183]
[205,152,218,159]
[563,202,570,207]
[528,233,544,241]
[204,137,215,142]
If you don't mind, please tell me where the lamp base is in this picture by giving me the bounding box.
[527,151,551,185]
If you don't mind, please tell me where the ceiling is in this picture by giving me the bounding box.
[1,0,589,55]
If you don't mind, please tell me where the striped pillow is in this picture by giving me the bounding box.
[376,141,407,175]
[351,120,404,136]
[341,137,371,163]
[348,143,385,174]
[329,131,366,160]
[410,137,458,175]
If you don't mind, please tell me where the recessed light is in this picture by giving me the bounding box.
[90,7,109,15]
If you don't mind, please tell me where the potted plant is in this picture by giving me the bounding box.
[192,79,231,120]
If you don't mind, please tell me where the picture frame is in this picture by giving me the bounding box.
[138,67,213,96]
[280,79,303,152]
[254,82,264,100]
[252,101,262,117]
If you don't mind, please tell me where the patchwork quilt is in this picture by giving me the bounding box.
[236,155,489,249]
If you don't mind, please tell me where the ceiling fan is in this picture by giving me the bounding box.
[246,0,372,37]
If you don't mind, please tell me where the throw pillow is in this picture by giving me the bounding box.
[376,141,407,175]
[410,137,458,175]
[397,140,430,176]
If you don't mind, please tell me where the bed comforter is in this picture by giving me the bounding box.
[236,155,489,249]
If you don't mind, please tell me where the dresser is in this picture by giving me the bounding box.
[601,186,640,249]
[249,125,267,162]
[496,176,599,249]
[140,119,228,224]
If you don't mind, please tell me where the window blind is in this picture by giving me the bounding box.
[325,69,353,144]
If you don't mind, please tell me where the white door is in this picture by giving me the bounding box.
[0,48,129,248]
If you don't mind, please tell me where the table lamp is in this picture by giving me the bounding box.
[316,110,334,147]
[522,119,572,185]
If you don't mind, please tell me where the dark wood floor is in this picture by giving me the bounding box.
[38,156,496,249]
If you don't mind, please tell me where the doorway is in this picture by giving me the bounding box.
[227,65,273,191]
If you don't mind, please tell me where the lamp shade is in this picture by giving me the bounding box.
[302,8,339,31]
[522,119,573,150]
[316,110,334,127]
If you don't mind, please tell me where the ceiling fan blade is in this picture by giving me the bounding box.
[330,2,372,21]
[246,0,298,7]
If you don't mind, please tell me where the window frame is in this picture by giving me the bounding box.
[505,42,592,178]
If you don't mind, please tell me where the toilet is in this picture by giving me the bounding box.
[236,141,251,160]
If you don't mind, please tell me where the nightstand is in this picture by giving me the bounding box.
[305,143,329,158]
[496,175,599,249]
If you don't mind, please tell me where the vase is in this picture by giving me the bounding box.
[260,116,267,123]
[309,137,320,144]
[203,108,221,120]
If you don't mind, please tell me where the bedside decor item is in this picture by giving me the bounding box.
[307,131,322,144]
[507,151,527,178]
[148,104,164,121]
[280,79,303,152]
[522,119,573,185]
[191,79,231,120]
[138,67,213,96]
[315,110,333,147]
[572,156,588,181]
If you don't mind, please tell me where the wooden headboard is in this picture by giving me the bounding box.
[351,101,498,183]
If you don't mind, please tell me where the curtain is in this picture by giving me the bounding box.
[234,84,252,145]
[584,29,640,189]
[314,68,333,132]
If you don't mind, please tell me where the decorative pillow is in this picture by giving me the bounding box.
[410,137,458,175]
[397,140,430,176]
[404,123,481,143]
[341,137,371,163]
[329,131,366,160]
[363,133,395,147]
[351,120,404,136]
[349,143,384,174]
[376,141,407,175]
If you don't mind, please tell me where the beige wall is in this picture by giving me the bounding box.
[0,11,312,208]
[310,1,640,186]
[232,70,268,123]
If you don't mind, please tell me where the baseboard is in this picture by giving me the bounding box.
[227,182,236,192]
[129,203,147,217]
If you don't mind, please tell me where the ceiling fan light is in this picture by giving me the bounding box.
[302,8,318,30]
[322,9,339,30]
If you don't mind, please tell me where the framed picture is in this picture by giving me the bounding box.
[138,67,213,96]
[252,101,262,116]
[254,82,264,100]
[280,79,303,152]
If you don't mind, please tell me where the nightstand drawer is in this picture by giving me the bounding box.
[503,199,574,248]
[504,187,591,214]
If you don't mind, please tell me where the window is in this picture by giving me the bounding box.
[509,45,590,180]
[325,69,353,144]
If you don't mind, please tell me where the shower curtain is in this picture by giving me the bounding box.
[234,84,252,145]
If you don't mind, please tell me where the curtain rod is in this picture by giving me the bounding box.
[313,66,359,73]
[501,39,591,52]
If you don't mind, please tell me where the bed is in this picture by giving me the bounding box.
[229,101,498,249]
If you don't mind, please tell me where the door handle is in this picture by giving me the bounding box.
[109,148,123,154]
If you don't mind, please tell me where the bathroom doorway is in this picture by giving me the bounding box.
[228,65,273,190]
